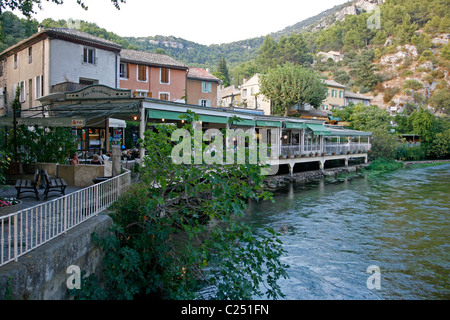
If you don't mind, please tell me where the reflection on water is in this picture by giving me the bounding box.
[246,164,450,300]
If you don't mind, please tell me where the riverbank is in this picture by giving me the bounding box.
[262,159,450,190]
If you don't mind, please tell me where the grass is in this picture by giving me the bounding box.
[407,161,450,168]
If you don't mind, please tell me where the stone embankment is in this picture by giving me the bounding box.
[263,164,369,190]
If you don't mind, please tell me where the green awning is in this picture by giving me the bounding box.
[284,122,307,130]
[232,118,256,126]
[198,114,229,124]
[306,123,331,135]
[148,110,229,124]
[256,120,282,127]
[148,109,183,121]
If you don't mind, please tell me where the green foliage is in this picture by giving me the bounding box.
[428,129,450,159]
[369,128,401,160]
[71,115,289,300]
[429,88,450,115]
[365,158,404,171]
[348,104,391,132]
[396,145,427,161]
[259,63,327,116]
[0,126,77,164]
[0,0,126,17]
[0,150,10,187]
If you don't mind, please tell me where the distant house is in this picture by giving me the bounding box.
[0,27,122,116]
[119,48,188,102]
[322,79,346,111]
[344,91,373,106]
[240,74,271,115]
[186,67,221,107]
[317,51,344,62]
[220,84,241,107]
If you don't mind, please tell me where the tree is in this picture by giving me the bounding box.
[0,0,126,17]
[256,35,277,72]
[348,104,391,132]
[429,88,450,114]
[217,55,230,87]
[259,63,327,116]
[276,33,313,67]
[351,50,380,91]
[70,114,289,300]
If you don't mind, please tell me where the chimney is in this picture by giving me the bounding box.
[206,68,210,73]
[38,25,44,32]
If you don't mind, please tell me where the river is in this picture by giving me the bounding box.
[245,163,450,300]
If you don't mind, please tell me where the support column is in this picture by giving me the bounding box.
[139,105,146,164]
[112,144,121,177]
[345,157,349,167]
[319,160,325,172]
[289,162,294,177]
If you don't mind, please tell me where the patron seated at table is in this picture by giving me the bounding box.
[91,154,103,165]
[70,153,79,165]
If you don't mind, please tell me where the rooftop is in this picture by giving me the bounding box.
[120,48,188,70]
[0,27,123,58]
[187,67,220,83]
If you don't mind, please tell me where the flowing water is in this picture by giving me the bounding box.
[245,164,450,300]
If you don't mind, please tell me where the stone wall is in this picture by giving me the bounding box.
[0,214,112,300]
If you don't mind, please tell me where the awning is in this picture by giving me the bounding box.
[256,120,282,127]
[327,129,372,136]
[232,118,256,126]
[148,109,183,121]
[284,122,307,130]
[306,123,331,135]
[198,114,229,124]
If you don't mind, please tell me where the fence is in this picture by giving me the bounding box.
[0,170,131,267]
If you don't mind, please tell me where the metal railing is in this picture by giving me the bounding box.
[280,143,371,157]
[0,170,131,267]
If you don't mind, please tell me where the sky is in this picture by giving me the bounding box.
[19,0,350,45]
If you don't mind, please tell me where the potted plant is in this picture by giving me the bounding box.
[309,152,314,157]
[321,152,325,156]
[347,151,351,155]
[0,197,22,218]
[358,150,361,153]
[301,154,305,158]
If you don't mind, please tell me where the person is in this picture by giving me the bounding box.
[91,154,103,165]
[70,153,79,165]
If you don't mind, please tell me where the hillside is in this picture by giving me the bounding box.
[0,0,448,114]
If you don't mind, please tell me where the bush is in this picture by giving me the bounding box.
[365,158,404,171]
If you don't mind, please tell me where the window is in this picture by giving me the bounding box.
[202,81,212,93]
[35,75,43,99]
[134,90,147,98]
[79,78,98,85]
[83,47,96,64]
[16,81,26,102]
[120,63,129,78]
[199,99,210,107]
[332,89,337,98]
[14,54,18,69]
[160,68,169,84]
[339,90,344,98]
[28,47,32,63]
[243,89,247,97]
[159,92,169,101]
[137,65,147,82]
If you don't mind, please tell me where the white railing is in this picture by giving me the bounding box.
[280,143,371,156]
[0,170,131,267]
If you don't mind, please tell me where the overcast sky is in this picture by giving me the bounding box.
[21,0,350,45]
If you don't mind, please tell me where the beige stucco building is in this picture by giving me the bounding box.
[0,27,122,116]
[322,79,346,111]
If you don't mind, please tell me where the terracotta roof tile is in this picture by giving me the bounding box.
[187,67,220,82]
[120,49,187,69]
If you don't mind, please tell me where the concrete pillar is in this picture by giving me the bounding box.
[319,160,325,172]
[345,157,349,167]
[139,105,146,163]
[289,162,294,177]
[112,144,121,177]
